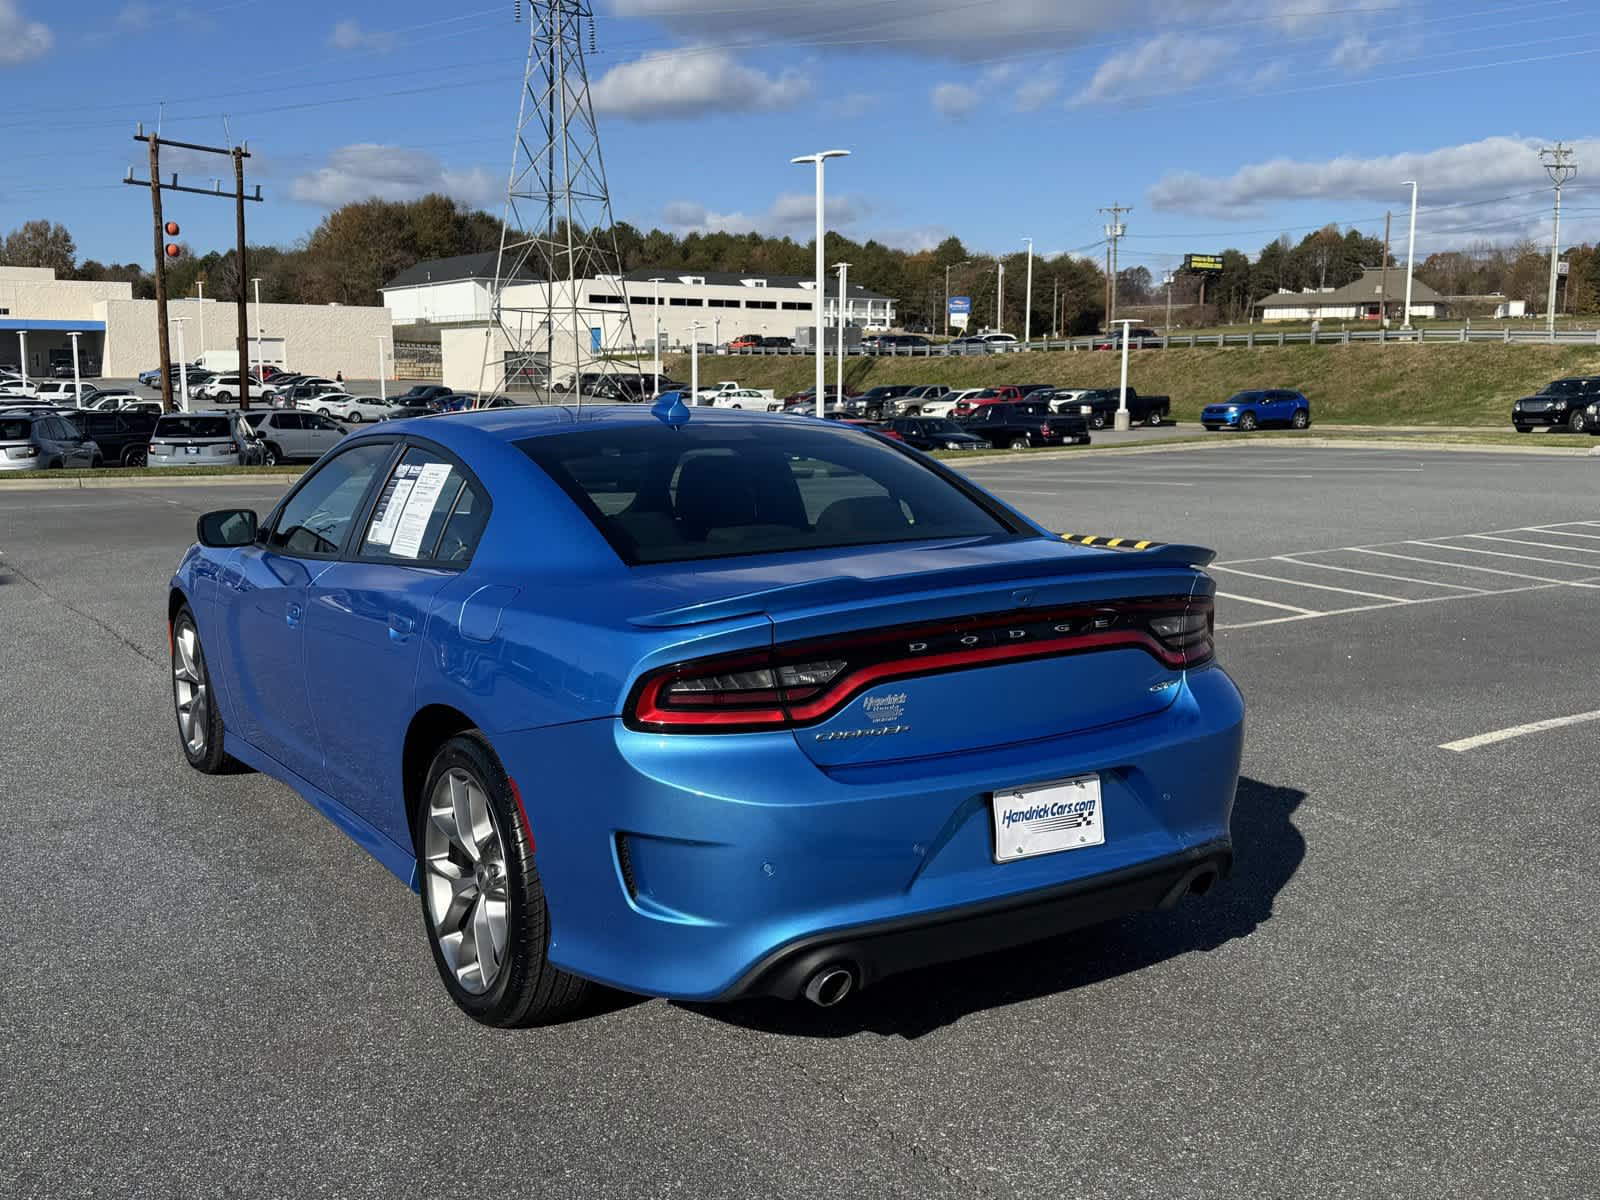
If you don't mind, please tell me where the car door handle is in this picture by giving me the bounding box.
[388,613,415,643]
[285,602,303,627]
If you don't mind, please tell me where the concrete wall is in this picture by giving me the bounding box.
[384,279,492,325]
[100,299,391,376]
[0,277,131,321]
[440,325,511,391]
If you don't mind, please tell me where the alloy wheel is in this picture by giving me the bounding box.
[423,768,510,995]
[172,620,209,757]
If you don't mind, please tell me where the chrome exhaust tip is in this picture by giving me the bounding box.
[802,965,855,1008]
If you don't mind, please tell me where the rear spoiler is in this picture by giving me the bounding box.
[630,541,1216,629]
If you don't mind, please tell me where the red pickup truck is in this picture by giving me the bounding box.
[952,385,1026,418]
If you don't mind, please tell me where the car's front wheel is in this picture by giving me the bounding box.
[171,605,232,773]
[1291,410,1310,429]
[1238,412,1258,431]
[417,734,592,1026]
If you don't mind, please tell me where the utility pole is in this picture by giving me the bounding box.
[125,127,261,411]
[145,134,174,413]
[1051,276,1059,338]
[995,260,1005,331]
[1022,237,1033,345]
[1099,203,1131,328]
[1540,142,1578,339]
[1378,211,1392,330]
[1164,272,1174,331]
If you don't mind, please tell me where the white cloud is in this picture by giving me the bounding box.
[1147,135,1600,221]
[1070,33,1233,107]
[328,18,397,53]
[1330,34,1381,74]
[1014,77,1059,113]
[289,144,498,209]
[0,0,52,65]
[660,191,867,237]
[931,82,980,121]
[591,47,808,119]
[827,92,876,120]
[115,3,153,31]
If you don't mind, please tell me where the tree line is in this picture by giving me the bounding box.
[3,201,1595,330]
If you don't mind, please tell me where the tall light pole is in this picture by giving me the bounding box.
[1401,180,1419,330]
[688,320,703,404]
[17,331,27,388]
[67,331,83,406]
[172,317,190,412]
[374,335,388,401]
[250,277,264,380]
[791,148,850,417]
[648,276,663,397]
[1115,319,1133,432]
[1164,272,1175,332]
[944,259,969,338]
[1022,237,1034,345]
[196,281,205,364]
[834,261,851,407]
[995,260,1005,331]
[1540,143,1578,339]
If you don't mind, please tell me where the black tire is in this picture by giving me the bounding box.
[1291,410,1310,430]
[122,445,147,467]
[90,453,104,469]
[1089,412,1107,430]
[263,443,282,466]
[346,411,361,424]
[1238,411,1258,431]
[1007,436,1028,450]
[171,605,233,774]
[317,407,331,418]
[216,390,233,402]
[1568,409,1587,434]
[416,732,593,1027]
[1514,424,1532,434]
[1145,410,1163,426]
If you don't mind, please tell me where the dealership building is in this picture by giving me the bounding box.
[0,265,391,379]
[381,254,899,389]
[1254,268,1449,323]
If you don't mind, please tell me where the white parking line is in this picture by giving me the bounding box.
[1211,565,1406,602]
[1440,708,1600,752]
[1275,556,1487,592]
[1466,533,1600,556]
[1412,540,1597,569]
[1215,592,1322,615]
[1350,547,1574,584]
[1527,526,1600,541]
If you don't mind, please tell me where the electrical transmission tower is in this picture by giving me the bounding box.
[484,0,636,403]
[1539,142,1577,338]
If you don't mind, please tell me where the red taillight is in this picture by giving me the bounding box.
[1040,423,1051,436]
[626,597,1214,733]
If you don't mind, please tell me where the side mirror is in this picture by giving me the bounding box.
[197,508,258,548]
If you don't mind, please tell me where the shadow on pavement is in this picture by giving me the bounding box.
[689,776,1305,1040]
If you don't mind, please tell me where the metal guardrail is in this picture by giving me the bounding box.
[718,326,1600,358]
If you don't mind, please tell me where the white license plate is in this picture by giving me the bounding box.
[185,446,200,455]
[991,775,1105,862]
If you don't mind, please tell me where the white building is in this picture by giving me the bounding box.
[0,266,391,379]
[1254,268,1448,323]
[382,259,898,388]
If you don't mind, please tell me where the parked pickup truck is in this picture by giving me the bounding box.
[958,400,1091,449]
[1066,387,1171,429]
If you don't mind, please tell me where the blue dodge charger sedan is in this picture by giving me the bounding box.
[168,402,1244,1025]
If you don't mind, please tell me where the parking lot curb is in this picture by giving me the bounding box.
[0,472,303,492]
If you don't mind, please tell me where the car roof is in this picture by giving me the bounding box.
[362,403,867,447]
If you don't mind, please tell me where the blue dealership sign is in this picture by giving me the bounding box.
[948,295,971,314]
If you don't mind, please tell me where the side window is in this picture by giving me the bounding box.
[359,447,487,564]
[278,412,305,430]
[266,442,394,557]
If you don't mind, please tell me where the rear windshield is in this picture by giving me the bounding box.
[0,418,32,439]
[520,422,1025,565]
[154,416,231,438]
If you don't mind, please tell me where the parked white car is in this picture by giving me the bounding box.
[916,388,981,418]
[313,394,396,423]
[707,388,781,412]
[33,380,98,406]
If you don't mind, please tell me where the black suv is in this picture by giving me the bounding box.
[67,408,159,467]
[1512,377,1600,432]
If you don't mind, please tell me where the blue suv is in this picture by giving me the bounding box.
[1202,390,1311,431]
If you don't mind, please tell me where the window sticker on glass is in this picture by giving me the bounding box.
[389,461,454,558]
[367,463,420,548]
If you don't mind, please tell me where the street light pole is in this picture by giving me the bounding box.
[172,317,190,412]
[68,331,82,406]
[648,276,663,397]
[688,321,702,404]
[1401,180,1419,330]
[17,331,27,388]
[995,261,1005,331]
[374,335,388,401]
[196,281,205,364]
[1116,319,1133,432]
[251,277,264,380]
[1022,237,1033,345]
[834,261,851,407]
[792,148,850,418]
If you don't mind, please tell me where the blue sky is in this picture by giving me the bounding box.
[4,0,1599,277]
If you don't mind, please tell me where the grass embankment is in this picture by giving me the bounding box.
[669,342,1600,427]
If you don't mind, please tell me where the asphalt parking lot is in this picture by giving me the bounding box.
[2,443,1596,1199]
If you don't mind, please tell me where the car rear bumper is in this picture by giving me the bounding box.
[492,665,1245,1001]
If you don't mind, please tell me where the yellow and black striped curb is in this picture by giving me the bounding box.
[1060,533,1163,550]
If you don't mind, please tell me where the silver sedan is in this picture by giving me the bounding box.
[312,394,396,424]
